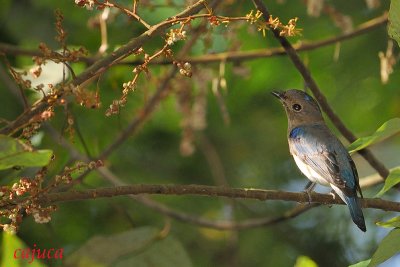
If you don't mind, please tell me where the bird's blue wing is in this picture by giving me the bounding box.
[290,124,366,231]
[289,124,355,193]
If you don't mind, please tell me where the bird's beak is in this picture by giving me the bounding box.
[271,90,284,100]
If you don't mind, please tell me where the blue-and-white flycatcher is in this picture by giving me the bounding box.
[272,89,366,232]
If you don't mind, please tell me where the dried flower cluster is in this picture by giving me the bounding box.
[105,6,285,117]
[246,10,302,37]
[177,62,192,77]
[106,23,192,116]
[75,0,95,10]
[92,2,302,118]
[0,168,48,233]
[0,160,103,233]
[166,29,187,45]
[55,9,67,46]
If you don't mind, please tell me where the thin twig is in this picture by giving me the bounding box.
[0,13,388,66]
[97,4,215,160]
[135,200,317,230]
[123,12,387,65]
[0,0,208,136]
[0,58,30,109]
[97,0,151,29]
[252,0,390,180]
[0,62,26,107]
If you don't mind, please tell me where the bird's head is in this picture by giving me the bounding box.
[272,89,324,127]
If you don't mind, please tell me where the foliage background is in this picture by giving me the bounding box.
[0,0,399,266]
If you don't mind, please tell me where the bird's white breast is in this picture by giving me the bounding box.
[292,155,348,203]
[292,155,330,186]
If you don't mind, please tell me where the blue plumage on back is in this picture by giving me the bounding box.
[272,89,366,232]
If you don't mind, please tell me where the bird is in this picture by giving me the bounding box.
[272,89,366,232]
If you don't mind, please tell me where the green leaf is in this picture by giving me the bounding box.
[375,168,400,197]
[389,0,400,47]
[294,255,318,267]
[368,228,400,267]
[1,233,47,267]
[348,118,400,154]
[349,259,371,267]
[66,227,193,267]
[376,216,400,228]
[0,135,52,170]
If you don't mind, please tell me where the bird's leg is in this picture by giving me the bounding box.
[303,181,316,204]
[329,190,336,199]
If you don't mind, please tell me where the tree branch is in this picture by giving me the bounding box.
[252,0,390,180]
[133,196,317,230]
[125,12,388,65]
[0,13,387,66]
[18,184,398,212]
[0,0,208,136]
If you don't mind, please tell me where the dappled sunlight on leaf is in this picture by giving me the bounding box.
[294,255,318,267]
[0,135,52,170]
[66,227,192,267]
[369,228,400,267]
[376,216,400,228]
[348,118,400,154]
[1,233,47,267]
[375,167,400,197]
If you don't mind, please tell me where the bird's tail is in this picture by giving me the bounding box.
[344,195,366,232]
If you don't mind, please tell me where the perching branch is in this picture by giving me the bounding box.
[48,116,394,230]
[45,120,316,231]
[18,184,400,213]
[252,0,390,180]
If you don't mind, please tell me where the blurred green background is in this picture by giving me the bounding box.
[0,0,399,266]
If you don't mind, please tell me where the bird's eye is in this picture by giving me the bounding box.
[292,104,302,112]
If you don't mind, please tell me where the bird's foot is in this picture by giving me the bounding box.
[326,190,337,208]
[329,190,336,199]
[303,182,316,204]
[304,191,312,204]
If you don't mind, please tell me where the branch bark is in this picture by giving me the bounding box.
[24,184,400,212]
